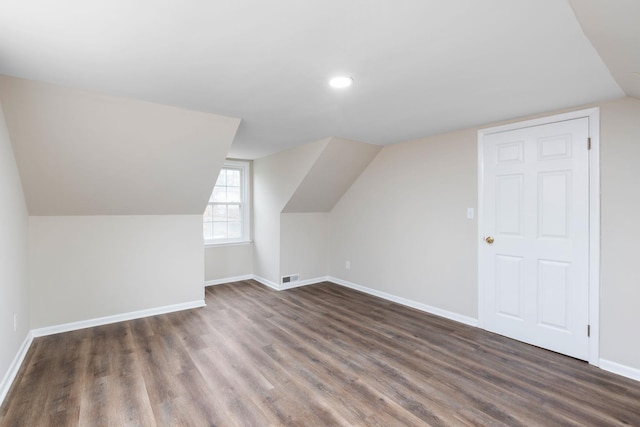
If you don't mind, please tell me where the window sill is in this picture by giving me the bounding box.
[204,240,253,248]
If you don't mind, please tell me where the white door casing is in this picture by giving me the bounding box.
[478,108,600,364]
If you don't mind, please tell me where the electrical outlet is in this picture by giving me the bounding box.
[346,260,351,270]
[13,313,17,332]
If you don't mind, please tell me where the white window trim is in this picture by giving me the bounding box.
[204,160,251,246]
[204,240,253,248]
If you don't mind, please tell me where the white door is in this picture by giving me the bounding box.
[479,117,590,360]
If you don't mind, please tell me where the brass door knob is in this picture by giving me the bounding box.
[485,236,495,245]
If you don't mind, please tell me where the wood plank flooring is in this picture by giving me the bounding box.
[1,280,639,426]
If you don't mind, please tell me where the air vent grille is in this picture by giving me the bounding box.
[282,274,300,284]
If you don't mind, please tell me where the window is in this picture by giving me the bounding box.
[203,160,250,244]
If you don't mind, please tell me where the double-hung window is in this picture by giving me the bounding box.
[203,160,250,245]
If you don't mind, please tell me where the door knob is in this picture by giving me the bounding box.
[485,236,495,245]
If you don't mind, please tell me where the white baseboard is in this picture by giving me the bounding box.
[252,275,280,290]
[280,276,329,290]
[205,275,253,287]
[328,276,478,328]
[599,359,640,382]
[31,300,205,338]
[0,331,34,407]
[252,275,328,291]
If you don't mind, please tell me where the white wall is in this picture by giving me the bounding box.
[599,97,640,370]
[253,137,380,286]
[252,139,328,284]
[29,215,204,328]
[0,102,29,399]
[328,96,640,373]
[281,213,328,282]
[0,75,235,333]
[204,243,253,282]
[328,128,478,317]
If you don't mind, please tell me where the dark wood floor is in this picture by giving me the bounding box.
[1,281,639,426]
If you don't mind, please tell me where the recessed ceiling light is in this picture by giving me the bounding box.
[632,72,640,78]
[329,76,353,89]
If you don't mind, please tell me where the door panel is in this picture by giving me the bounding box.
[537,259,570,330]
[496,175,523,236]
[495,255,524,320]
[538,171,570,238]
[480,117,590,360]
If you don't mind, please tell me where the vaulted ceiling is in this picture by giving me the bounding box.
[282,137,382,213]
[0,1,637,159]
[568,0,640,99]
[0,75,240,215]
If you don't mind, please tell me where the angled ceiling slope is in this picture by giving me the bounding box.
[282,138,382,213]
[569,0,640,99]
[0,1,625,159]
[0,75,241,215]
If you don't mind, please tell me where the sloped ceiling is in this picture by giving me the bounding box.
[569,0,640,99]
[282,138,382,213]
[0,76,240,215]
[0,1,626,159]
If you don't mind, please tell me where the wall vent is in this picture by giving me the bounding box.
[282,274,300,284]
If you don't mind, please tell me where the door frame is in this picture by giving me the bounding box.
[477,107,600,366]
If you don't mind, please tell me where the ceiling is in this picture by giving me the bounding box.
[0,0,635,160]
[568,0,640,100]
[0,75,240,215]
